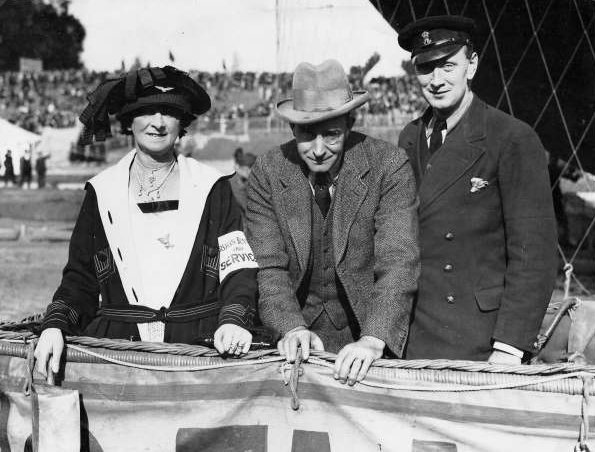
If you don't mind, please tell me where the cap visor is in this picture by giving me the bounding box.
[413,43,464,65]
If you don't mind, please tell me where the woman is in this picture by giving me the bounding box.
[35,66,258,376]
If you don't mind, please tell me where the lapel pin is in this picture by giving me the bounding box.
[470,177,489,193]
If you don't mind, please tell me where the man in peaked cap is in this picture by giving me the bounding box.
[246,59,419,384]
[398,16,558,363]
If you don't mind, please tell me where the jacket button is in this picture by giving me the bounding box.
[443,264,453,272]
[445,232,454,240]
[446,294,455,303]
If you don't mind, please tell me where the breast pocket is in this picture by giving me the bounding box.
[93,247,116,283]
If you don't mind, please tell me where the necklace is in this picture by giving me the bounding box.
[132,158,176,201]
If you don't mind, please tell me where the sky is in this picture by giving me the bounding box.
[68,0,408,75]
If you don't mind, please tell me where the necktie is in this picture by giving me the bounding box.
[429,118,447,155]
[313,173,331,217]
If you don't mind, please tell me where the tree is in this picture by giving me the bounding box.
[0,0,85,70]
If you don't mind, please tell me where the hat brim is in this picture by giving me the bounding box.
[413,43,464,65]
[275,91,370,125]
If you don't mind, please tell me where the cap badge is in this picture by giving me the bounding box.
[155,86,174,93]
[422,31,432,46]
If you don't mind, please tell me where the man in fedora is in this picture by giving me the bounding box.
[397,16,558,362]
[246,59,419,384]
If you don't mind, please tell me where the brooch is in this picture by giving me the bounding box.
[470,177,489,193]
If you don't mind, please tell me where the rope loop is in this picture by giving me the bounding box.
[565,263,575,300]
[282,351,303,411]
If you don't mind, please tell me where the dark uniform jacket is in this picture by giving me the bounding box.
[246,132,419,356]
[399,96,558,361]
[41,152,257,343]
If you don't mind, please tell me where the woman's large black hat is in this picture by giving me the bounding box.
[79,66,211,144]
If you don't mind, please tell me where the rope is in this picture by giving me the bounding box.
[280,353,303,410]
[576,375,593,452]
[407,0,416,21]
[565,264,575,299]
[533,11,595,148]
[374,0,383,17]
[6,330,595,376]
[573,0,595,62]
[23,340,36,396]
[481,0,514,115]
[0,330,277,360]
[308,358,593,393]
[424,0,436,18]
[66,344,284,372]
[441,0,450,15]
[572,273,593,296]
[570,216,595,265]
[459,0,471,17]
[524,0,587,178]
[520,0,595,299]
[495,0,556,110]
[387,0,401,27]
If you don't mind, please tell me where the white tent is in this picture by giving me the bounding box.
[0,118,41,176]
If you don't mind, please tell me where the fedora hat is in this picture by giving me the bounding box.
[276,59,370,125]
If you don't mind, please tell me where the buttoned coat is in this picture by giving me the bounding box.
[41,152,257,343]
[246,132,419,356]
[399,96,558,360]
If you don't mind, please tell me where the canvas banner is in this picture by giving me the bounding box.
[0,355,590,451]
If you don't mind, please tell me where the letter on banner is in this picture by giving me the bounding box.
[218,231,258,281]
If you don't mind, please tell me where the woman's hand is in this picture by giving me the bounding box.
[213,324,252,356]
[34,328,64,377]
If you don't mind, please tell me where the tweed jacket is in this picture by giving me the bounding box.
[246,132,420,356]
[399,96,558,360]
[41,151,258,343]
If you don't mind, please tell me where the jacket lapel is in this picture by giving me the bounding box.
[418,97,487,212]
[333,136,370,264]
[279,144,312,272]
[89,150,142,305]
[167,155,222,304]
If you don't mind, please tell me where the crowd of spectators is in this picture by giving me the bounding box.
[0,68,426,133]
[0,69,109,133]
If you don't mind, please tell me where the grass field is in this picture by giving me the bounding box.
[0,241,68,321]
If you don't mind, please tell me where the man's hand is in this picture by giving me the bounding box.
[278,326,324,362]
[488,349,521,365]
[214,324,253,356]
[334,336,384,386]
[34,327,64,377]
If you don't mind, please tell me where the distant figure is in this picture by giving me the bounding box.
[233,147,244,164]
[35,151,48,189]
[19,149,33,189]
[230,150,256,218]
[3,150,16,187]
